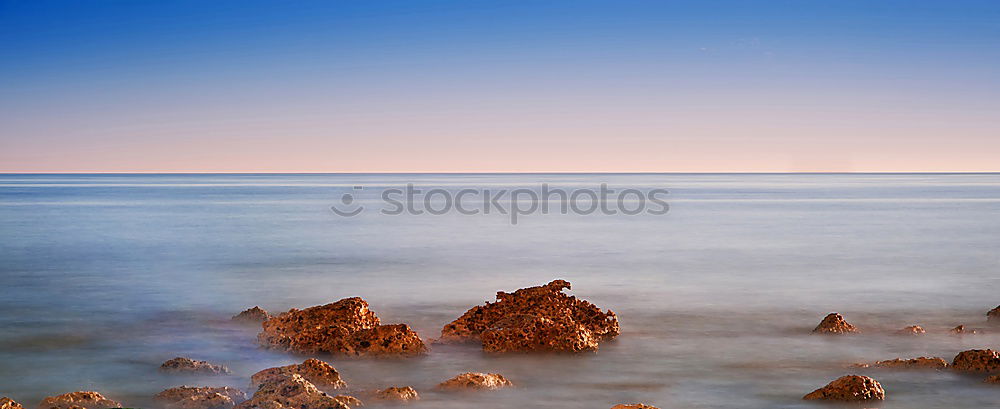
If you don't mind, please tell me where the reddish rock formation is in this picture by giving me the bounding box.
[154,387,246,409]
[235,374,357,409]
[986,375,1000,384]
[610,405,659,409]
[1,398,24,409]
[160,357,231,375]
[233,307,271,323]
[802,375,885,401]
[37,392,123,409]
[437,372,513,391]
[896,325,925,335]
[257,297,426,357]
[812,313,859,334]
[988,306,1000,325]
[952,349,1000,373]
[853,357,948,369]
[438,280,618,352]
[373,387,419,402]
[950,325,979,335]
[250,359,347,390]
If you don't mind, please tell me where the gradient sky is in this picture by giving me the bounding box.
[1,0,998,172]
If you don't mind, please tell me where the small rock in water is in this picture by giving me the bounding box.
[952,349,1000,373]
[250,359,347,390]
[610,404,659,409]
[437,372,513,391]
[812,313,859,334]
[950,325,979,335]
[895,325,925,335]
[374,386,419,402]
[154,387,246,409]
[160,357,231,375]
[802,375,885,401]
[235,374,357,409]
[1,398,24,409]
[232,306,271,323]
[37,392,123,409]
[986,375,1000,384]
[853,357,948,369]
[988,305,1000,325]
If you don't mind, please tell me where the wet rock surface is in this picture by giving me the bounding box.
[250,359,347,390]
[610,404,659,409]
[437,372,513,391]
[1,398,24,409]
[373,387,419,402]
[38,392,123,409]
[896,325,925,335]
[812,313,859,334]
[951,349,1000,373]
[160,357,231,375]
[853,357,948,369]
[233,307,271,323]
[802,375,885,401]
[154,387,246,409]
[235,374,356,409]
[988,305,1000,325]
[439,280,619,352]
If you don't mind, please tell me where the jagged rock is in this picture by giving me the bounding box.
[331,396,361,408]
[896,325,925,335]
[952,349,1000,373]
[610,405,659,409]
[988,306,1000,325]
[154,387,246,409]
[257,297,426,357]
[38,392,123,409]
[802,375,885,401]
[1,398,24,409]
[439,280,618,353]
[235,374,356,409]
[986,375,1000,384]
[373,387,419,402]
[160,357,231,375]
[250,359,347,390]
[853,357,948,369]
[950,325,980,335]
[812,313,859,334]
[437,373,513,391]
[233,307,271,323]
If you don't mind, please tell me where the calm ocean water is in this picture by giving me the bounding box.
[1,173,998,409]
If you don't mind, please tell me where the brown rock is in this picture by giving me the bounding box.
[331,396,361,408]
[896,325,925,335]
[988,306,1000,325]
[340,324,427,357]
[437,372,513,391]
[38,392,123,409]
[986,375,1000,384]
[1,398,24,409]
[812,313,859,334]
[853,357,948,369]
[439,280,618,352]
[233,307,271,323]
[235,374,354,409]
[160,357,231,375]
[952,349,1000,373]
[610,405,659,409]
[250,359,347,390]
[154,387,246,409]
[373,387,419,402]
[802,375,885,401]
[950,325,979,335]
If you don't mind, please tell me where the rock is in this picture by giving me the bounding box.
[373,387,419,402]
[233,307,271,323]
[439,280,619,352]
[257,297,426,357]
[154,387,246,409]
[986,375,1000,384]
[250,359,347,390]
[37,392,123,409]
[802,375,885,401]
[235,374,356,409]
[896,325,925,335]
[610,405,659,409]
[853,357,948,369]
[952,349,1000,373]
[331,396,361,408]
[949,325,980,335]
[988,306,1000,325]
[812,313,859,334]
[160,357,231,375]
[437,372,513,391]
[1,398,24,409]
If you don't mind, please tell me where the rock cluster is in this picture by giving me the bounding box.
[896,325,925,335]
[951,349,1000,373]
[235,374,358,409]
[437,372,513,391]
[1,398,24,409]
[610,405,659,409]
[812,313,859,334]
[233,307,271,323]
[988,305,1000,325]
[38,392,122,409]
[802,375,885,401]
[854,357,948,370]
[250,359,347,390]
[257,297,427,357]
[439,280,619,352]
[374,387,419,402]
[154,387,246,409]
[160,357,231,375]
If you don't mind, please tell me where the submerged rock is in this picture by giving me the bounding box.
[38,392,123,409]
[952,349,1000,373]
[950,325,980,335]
[373,387,419,402]
[439,280,618,352]
[233,307,271,323]
[896,325,925,335]
[250,358,346,390]
[988,306,1000,325]
[160,357,231,375]
[802,375,885,401]
[986,375,1000,384]
[235,374,357,409]
[154,386,246,409]
[1,398,24,409]
[812,313,859,335]
[437,372,513,391]
[257,297,426,357]
[853,357,948,369]
[610,405,659,409]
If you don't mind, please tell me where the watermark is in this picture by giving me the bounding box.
[331,183,669,225]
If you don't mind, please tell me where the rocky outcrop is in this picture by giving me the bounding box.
[802,375,885,401]
[235,374,358,409]
[610,405,659,409]
[373,387,419,402]
[437,372,513,391]
[233,307,271,323]
[160,357,231,375]
[988,306,1000,325]
[812,313,859,334]
[154,387,246,409]
[38,392,123,409]
[439,280,618,352]
[896,325,925,335]
[258,297,426,357]
[853,357,948,369]
[1,398,24,409]
[952,349,1000,373]
[250,359,347,390]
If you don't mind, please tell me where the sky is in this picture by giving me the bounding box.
[1,0,998,173]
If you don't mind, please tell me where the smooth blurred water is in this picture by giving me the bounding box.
[0,173,998,409]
